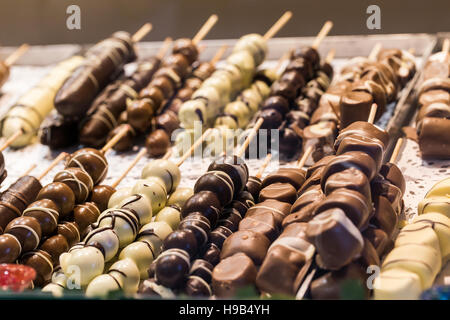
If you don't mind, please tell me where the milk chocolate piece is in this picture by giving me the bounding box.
[20,250,54,286]
[108,124,135,152]
[339,91,374,128]
[334,121,389,151]
[417,117,450,160]
[259,182,297,204]
[363,226,390,257]
[221,230,270,265]
[246,199,291,227]
[239,211,278,242]
[40,234,69,265]
[66,148,108,184]
[302,122,337,166]
[89,185,115,212]
[371,196,398,238]
[0,234,22,263]
[306,208,364,270]
[212,253,257,298]
[322,167,372,200]
[23,199,59,237]
[53,167,94,203]
[261,168,306,190]
[379,162,406,195]
[336,134,385,171]
[146,129,170,158]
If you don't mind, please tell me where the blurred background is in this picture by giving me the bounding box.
[0,0,449,45]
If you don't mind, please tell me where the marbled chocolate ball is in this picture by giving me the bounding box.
[54,167,94,203]
[36,182,75,218]
[40,234,69,265]
[90,185,116,212]
[5,216,42,252]
[66,148,108,184]
[155,248,190,288]
[22,199,59,237]
[163,229,198,257]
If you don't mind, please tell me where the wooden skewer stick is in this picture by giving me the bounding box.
[110,147,147,188]
[442,39,450,53]
[389,138,404,164]
[263,11,293,41]
[255,153,272,179]
[325,48,336,64]
[275,49,293,76]
[162,147,172,160]
[0,129,24,152]
[101,124,131,153]
[37,152,68,181]
[176,128,212,166]
[192,14,219,45]
[368,43,382,61]
[132,23,153,43]
[4,44,30,67]
[156,37,173,59]
[297,145,313,168]
[236,117,264,158]
[210,45,228,66]
[367,103,378,124]
[22,164,37,177]
[311,20,334,49]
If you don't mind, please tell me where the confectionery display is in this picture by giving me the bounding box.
[415,39,450,159]
[0,10,448,302]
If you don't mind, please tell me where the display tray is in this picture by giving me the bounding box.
[0,33,448,297]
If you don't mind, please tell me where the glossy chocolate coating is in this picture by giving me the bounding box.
[293,46,320,70]
[73,202,101,231]
[146,129,170,158]
[261,168,306,190]
[153,111,180,135]
[185,276,212,297]
[208,155,249,196]
[336,134,385,171]
[322,167,372,200]
[245,176,262,202]
[66,148,108,184]
[0,175,42,230]
[363,226,390,257]
[194,171,235,206]
[36,182,75,217]
[417,117,450,159]
[321,151,378,183]
[108,124,135,152]
[239,211,278,242]
[90,185,116,212]
[221,230,270,265]
[20,250,54,287]
[259,182,297,204]
[23,199,59,237]
[5,216,42,252]
[209,226,233,249]
[179,212,211,247]
[286,57,313,81]
[127,99,155,132]
[278,127,302,161]
[0,234,22,263]
[212,252,257,298]
[202,243,221,266]
[54,167,94,203]
[271,81,299,102]
[163,229,198,257]
[247,199,291,227]
[164,53,191,78]
[181,191,222,226]
[370,195,398,238]
[40,234,69,265]
[334,121,389,152]
[155,248,190,288]
[57,221,80,246]
[172,38,199,65]
[40,114,79,149]
[379,162,405,195]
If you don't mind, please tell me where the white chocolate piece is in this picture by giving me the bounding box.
[42,268,67,297]
[233,33,267,66]
[97,209,139,247]
[413,213,450,263]
[167,187,194,208]
[119,194,152,225]
[60,245,105,286]
[224,101,251,128]
[154,205,181,230]
[192,86,221,124]
[132,177,167,214]
[418,196,450,218]
[85,274,120,298]
[425,177,450,198]
[382,244,441,289]
[226,51,255,88]
[395,223,441,253]
[1,56,84,147]
[138,221,173,255]
[84,227,120,262]
[202,75,232,106]
[139,279,176,298]
[119,241,156,279]
[178,99,207,129]
[107,258,140,293]
[141,159,181,194]
[108,187,133,208]
[373,268,422,300]
[213,64,243,96]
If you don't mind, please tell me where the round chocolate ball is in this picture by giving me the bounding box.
[164,53,190,78]
[262,95,290,115]
[22,199,59,237]
[36,182,75,218]
[127,100,155,132]
[189,259,213,282]
[259,108,283,130]
[5,216,42,252]
[90,185,116,212]
[207,155,249,196]
[194,171,234,206]
[54,167,94,203]
[179,212,211,247]
[66,148,108,184]
[108,124,136,152]
[140,86,164,108]
[20,250,53,287]
[146,129,171,158]
[57,221,80,247]
[73,202,101,231]
[172,38,199,64]
[155,248,190,288]
[154,111,180,135]
[40,234,69,265]
[163,229,198,257]
[150,76,174,99]
[209,226,233,249]
[181,191,222,226]
[0,234,22,263]
[185,276,212,297]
